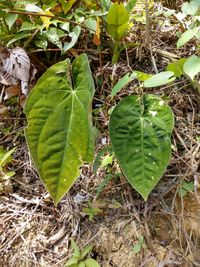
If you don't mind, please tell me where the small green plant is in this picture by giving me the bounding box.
[106,1,138,63]
[107,2,130,64]
[0,146,15,176]
[133,236,144,254]
[178,181,194,198]
[65,240,101,267]
[82,203,102,221]
[143,56,200,94]
[93,146,121,198]
[177,0,200,48]
[113,55,200,94]
[0,146,16,193]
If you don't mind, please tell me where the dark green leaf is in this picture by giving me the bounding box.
[109,95,174,200]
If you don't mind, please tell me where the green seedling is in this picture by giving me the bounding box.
[178,181,194,198]
[0,146,16,193]
[133,236,144,254]
[65,239,101,267]
[82,203,102,221]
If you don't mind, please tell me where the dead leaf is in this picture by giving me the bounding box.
[0,47,31,95]
[93,17,101,46]
[4,84,21,100]
[0,69,18,86]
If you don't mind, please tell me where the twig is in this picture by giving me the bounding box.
[23,29,39,49]
[8,10,95,32]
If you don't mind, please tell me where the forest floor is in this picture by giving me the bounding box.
[0,1,200,267]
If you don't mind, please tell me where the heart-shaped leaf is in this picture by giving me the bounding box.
[109,95,174,200]
[107,2,129,40]
[25,54,95,205]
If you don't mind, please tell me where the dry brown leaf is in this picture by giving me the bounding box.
[93,17,101,46]
[4,84,21,100]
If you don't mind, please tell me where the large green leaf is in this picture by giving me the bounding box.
[109,95,174,200]
[107,2,129,40]
[25,54,95,205]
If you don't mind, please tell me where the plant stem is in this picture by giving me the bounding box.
[112,42,120,64]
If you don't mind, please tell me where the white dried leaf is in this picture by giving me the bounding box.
[0,69,18,85]
[0,47,31,95]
